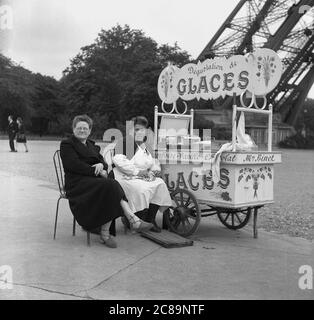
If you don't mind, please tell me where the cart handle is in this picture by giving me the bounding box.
[154,104,194,150]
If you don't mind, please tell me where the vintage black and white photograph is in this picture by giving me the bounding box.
[0,0,313,303]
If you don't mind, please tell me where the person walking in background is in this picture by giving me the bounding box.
[7,115,18,152]
[16,117,29,152]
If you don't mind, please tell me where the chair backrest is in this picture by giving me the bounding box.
[53,150,66,196]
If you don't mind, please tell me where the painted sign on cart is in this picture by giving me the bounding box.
[156,150,213,164]
[162,161,275,208]
[220,152,282,164]
[158,48,282,103]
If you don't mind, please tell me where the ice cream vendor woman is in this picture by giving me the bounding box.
[112,116,172,232]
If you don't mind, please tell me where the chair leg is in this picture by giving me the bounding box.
[72,217,76,236]
[87,232,91,246]
[53,197,62,239]
[54,196,89,245]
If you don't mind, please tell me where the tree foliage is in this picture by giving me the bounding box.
[0,54,64,134]
[61,24,191,137]
[1,24,313,140]
[1,25,191,137]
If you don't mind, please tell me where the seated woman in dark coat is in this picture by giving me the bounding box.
[60,115,153,248]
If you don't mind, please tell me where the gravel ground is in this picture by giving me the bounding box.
[1,139,313,240]
[257,148,314,240]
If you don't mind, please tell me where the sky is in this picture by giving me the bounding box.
[3,0,314,97]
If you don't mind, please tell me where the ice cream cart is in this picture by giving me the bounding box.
[155,49,282,238]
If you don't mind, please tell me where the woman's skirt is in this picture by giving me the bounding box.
[113,168,172,213]
[65,176,127,231]
[16,133,27,143]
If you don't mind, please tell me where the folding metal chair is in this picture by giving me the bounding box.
[53,150,91,246]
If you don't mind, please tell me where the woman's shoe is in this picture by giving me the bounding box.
[122,216,153,233]
[130,219,153,232]
[150,222,162,233]
[99,234,117,248]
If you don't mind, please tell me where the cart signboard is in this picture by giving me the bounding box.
[158,48,282,103]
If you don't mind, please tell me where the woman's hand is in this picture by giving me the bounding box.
[137,169,149,178]
[92,163,104,176]
[152,170,162,178]
[99,170,108,178]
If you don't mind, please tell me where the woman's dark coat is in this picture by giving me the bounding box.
[60,135,126,232]
[17,124,27,143]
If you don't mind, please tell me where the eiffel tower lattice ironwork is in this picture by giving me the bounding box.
[198,0,314,126]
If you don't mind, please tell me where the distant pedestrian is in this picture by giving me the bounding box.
[16,117,29,152]
[7,115,18,152]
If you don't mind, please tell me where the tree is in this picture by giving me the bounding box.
[0,54,36,131]
[61,24,191,137]
[1,25,191,137]
[31,73,66,135]
[0,53,65,135]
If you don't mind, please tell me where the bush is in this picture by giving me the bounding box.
[211,127,232,140]
[194,117,215,139]
[47,114,72,136]
[278,133,314,149]
[90,113,110,139]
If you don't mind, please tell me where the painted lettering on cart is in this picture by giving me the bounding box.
[177,71,249,96]
[221,153,237,162]
[157,150,212,163]
[202,172,214,190]
[220,153,279,164]
[164,169,230,192]
[244,154,275,163]
[188,172,200,191]
[177,172,188,189]
[218,168,229,189]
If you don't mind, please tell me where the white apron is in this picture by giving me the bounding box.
[113,146,172,213]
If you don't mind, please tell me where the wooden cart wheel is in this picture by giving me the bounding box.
[217,207,252,230]
[164,188,201,237]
